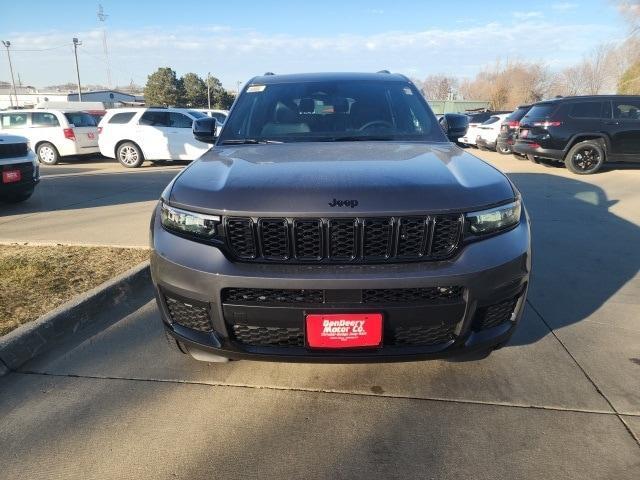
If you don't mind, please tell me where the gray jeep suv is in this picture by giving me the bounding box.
[150,72,531,362]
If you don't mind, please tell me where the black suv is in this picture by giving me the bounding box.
[151,72,531,363]
[513,95,640,174]
[496,105,532,155]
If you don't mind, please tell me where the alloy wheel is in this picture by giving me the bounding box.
[119,146,139,166]
[571,147,601,173]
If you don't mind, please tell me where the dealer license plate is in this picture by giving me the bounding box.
[306,313,383,349]
[2,169,21,184]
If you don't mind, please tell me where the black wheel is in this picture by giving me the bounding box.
[565,140,605,175]
[117,142,144,168]
[37,142,59,165]
[1,188,34,203]
[497,143,511,155]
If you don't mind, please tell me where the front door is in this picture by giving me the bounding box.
[608,99,640,159]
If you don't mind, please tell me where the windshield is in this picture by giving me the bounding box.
[219,80,445,143]
[507,107,530,122]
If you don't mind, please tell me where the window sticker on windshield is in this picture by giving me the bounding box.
[247,85,266,93]
[403,87,413,95]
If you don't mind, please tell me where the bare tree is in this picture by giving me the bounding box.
[421,75,458,100]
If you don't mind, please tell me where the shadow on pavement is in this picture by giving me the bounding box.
[506,172,640,346]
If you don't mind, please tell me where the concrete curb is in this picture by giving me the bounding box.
[0,260,151,375]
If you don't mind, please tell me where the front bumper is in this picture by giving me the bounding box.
[151,207,531,362]
[0,158,39,196]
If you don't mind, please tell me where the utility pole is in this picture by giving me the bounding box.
[237,80,242,96]
[2,41,18,108]
[207,72,211,109]
[97,4,112,88]
[72,37,82,101]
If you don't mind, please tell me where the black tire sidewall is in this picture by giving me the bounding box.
[117,142,143,168]
[565,141,605,175]
[37,142,59,165]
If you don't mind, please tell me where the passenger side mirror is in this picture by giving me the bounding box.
[193,117,218,144]
[440,113,469,142]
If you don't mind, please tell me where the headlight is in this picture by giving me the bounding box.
[466,199,521,235]
[160,202,220,239]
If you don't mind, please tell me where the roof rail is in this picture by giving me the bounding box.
[263,72,275,76]
[377,70,390,74]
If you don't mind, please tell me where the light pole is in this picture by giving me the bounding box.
[72,37,82,101]
[2,41,18,108]
[207,72,211,109]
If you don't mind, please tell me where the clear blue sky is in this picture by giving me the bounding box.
[0,0,630,89]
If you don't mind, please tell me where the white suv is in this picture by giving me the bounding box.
[0,109,100,165]
[0,133,39,203]
[98,108,211,168]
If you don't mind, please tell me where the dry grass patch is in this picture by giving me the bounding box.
[0,244,149,336]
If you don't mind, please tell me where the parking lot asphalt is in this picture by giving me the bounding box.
[0,157,186,247]
[1,150,639,479]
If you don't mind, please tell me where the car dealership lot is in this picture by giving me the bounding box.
[1,152,639,478]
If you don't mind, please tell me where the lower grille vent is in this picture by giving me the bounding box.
[165,295,212,332]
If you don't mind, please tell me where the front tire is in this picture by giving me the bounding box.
[565,140,605,175]
[37,142,59,165]
[117,142,144,168]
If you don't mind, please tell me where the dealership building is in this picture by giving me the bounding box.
[0,84,144,110]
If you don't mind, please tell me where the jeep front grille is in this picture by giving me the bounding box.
[224,215,463,263]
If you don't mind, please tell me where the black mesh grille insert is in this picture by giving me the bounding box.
[363,218,393,259]
[226,218,257,258]
[223,287,461,305]
[431,215,462,259]
[390,323,455,346]
[0,142,28,159]
[294,219,322,260]
[363,287,462,304]
[223,288,324,304]
[224,215,462,264]
[165,296,212,332]
[259,219,289,259]
[329,219,357,259]
[397,217,427,257]
[232,325,304,347]
[474,297,518,330]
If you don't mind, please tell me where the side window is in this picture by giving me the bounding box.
[613,100,640,120]
[139,111,169,127]
[108,112,136,124]
[569,102,605,119]
[168,113,193,128]
[1,113,28,128]
[32,112,60,127]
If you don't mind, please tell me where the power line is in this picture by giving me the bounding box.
[8,44,70,52]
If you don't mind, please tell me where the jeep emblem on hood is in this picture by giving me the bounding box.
[328,198,359,208]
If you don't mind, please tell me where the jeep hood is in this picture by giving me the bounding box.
[168,142,515,215]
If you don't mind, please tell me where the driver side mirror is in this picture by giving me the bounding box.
[193,117,218,144]
[439,113,469,142]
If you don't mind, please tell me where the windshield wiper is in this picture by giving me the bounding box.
[322,135,396,142]
[219,139,283,145]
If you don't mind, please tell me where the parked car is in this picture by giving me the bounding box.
[0,109,100,165]
[151,72,531,363]
[98,108,211,168]
[196,109,229,124]
[0,133,39,203]
[460,111,509,147]
[476,114,511,151]
[460,114,506,147]
[496,105,532,155]
[514,95,640,174]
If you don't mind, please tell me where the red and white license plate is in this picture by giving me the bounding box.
[2,169,21,184]
[306,313,383,349]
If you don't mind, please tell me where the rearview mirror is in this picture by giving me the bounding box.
[439,113,469,142]
[193,117,218,144]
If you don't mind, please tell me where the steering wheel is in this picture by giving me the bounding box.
[358,120,393,131]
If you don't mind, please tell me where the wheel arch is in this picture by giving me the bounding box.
[563,134,610,158]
